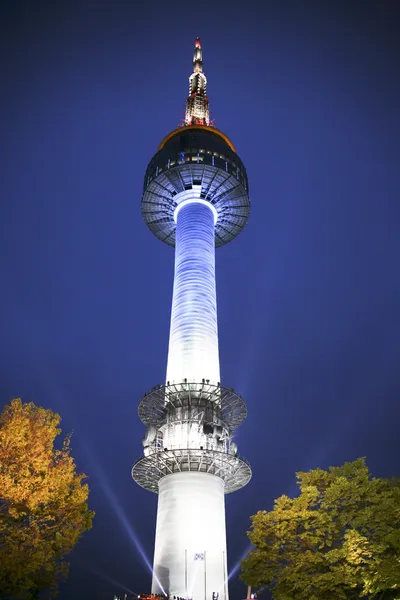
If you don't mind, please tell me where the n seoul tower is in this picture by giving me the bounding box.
[132,38,251,600]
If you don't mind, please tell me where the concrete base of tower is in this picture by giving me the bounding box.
[151,472,228,600]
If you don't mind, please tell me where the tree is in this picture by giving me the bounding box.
[241,458,400,600]
[0,398,94,599]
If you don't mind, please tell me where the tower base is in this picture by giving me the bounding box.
[152,472,228,600]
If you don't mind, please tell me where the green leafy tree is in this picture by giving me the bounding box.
[0,399,94,599]
[241,458,400,600]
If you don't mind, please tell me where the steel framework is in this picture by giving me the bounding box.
[138,382,247,431]
[142,160,250,247]
[132,447,252,494]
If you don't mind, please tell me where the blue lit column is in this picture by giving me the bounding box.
[166,193,220,387]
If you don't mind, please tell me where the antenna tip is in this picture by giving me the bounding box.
[195,37,201,48]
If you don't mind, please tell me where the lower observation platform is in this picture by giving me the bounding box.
[132,447,252,494]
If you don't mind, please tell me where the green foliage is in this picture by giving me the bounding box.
[241,458,400,599]
[0,399,94,599]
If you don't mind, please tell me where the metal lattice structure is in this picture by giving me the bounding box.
[138,382,247,431]
[142,162,249,247]
[132,448,252,495]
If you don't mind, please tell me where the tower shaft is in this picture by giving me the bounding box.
[167,196,220,387]
[153,197,226,598]
[152,473,227,600]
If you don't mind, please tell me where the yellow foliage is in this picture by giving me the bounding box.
[241,458,400,600]
[0,399,94,599]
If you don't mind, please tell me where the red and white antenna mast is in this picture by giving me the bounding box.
[184,37,210,126]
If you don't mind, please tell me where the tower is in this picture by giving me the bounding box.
[132,38,251,600]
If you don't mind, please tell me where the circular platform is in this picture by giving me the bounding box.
[138,382,247,431]
[141,126,250,247]
[132,447,252,494]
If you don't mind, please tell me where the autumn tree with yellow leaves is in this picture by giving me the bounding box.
[0,399,94,599]
[241,459,400,600]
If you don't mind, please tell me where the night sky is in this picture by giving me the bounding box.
[1,1,399,599]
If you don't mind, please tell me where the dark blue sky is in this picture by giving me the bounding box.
[1,1,399,599]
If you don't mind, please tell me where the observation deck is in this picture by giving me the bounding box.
[141,125,250,247]
[132,447,251,495]
[138,381,247,431]
[132,381,251,495]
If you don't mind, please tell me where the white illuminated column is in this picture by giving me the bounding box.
[152,473,227,600]
[166,190,220,387]
[151,192,227,599]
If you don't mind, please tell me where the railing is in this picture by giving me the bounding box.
[132,446,252,494]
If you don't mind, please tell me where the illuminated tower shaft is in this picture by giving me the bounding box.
[132,38,251,600]
[167,196,219,386]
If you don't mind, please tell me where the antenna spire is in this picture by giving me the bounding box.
[185,37,210,126]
